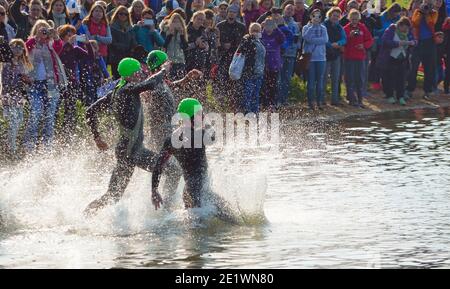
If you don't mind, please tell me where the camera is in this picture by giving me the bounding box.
[351,29,361,37]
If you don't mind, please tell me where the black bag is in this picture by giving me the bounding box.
[294,51,312,76]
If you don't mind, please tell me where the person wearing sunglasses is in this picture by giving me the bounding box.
[11,0,45,40]
[109,5,137,79]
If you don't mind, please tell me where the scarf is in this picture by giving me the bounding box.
[52,12,67,28]
[395,27,408,41]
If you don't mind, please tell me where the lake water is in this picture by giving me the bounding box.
[0,107,449,268]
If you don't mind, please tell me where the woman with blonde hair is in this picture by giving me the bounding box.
[1,38,32,156]
[24,20,67,152]
[163,12,188,80]
[109,5,137,79]
[129,0,147,24]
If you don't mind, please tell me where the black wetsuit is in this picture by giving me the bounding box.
[85,69,179,211]
[152,126,215,208]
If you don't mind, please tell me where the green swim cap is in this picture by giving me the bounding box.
[146,50,168,71]
[177,98,203,119]
[118,58,141,78]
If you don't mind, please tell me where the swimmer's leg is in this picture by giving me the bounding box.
[84,158,135,217]
[133,146,182,210]
[204,187,239,224]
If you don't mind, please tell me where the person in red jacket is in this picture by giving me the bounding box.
[343,9,374,108]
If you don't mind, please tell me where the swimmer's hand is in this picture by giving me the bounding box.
[160,61,172,73]
[94,136,109,151]
[151,189,163,210]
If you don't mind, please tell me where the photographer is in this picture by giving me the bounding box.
[132,8,165,53]
[343,9,374,108]
[406,0,439,100]
[186,10,208,72]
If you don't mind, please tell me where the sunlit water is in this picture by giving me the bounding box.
[0,107,449,268]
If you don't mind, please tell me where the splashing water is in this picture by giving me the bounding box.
[0,139,270,238]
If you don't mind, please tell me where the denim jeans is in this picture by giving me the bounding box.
[242,76,263,114]
[324,56,341,104]
[361,50,370,97]
[278,56,296,107]
[23,80,60,152]
[3,105,24,154]
[345,60,365,105]
[307,61,326,106]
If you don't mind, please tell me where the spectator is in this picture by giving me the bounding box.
[47,0,70,29]
[293,0,309,27]
[203,9,220,81]
[258,0,274,16]
[57,24,94,139]
[237,22,266,114]
[24,20,67,152]
[216,4,246,109]
[107,0,130,18]
[162,12,188,80]
[377,17,416,106]
[242,0,260,28]
[66,1,84,34]
[80,0,95,20]
[11,0,46,40]
[339,0,359,27]
[156,0,180,23]
[215,1,228,23]
[0,4,16,42]
[185,10,208,72]
[323,6,346,106]
[82,3,112,63]
[343,9,373,108]
[279,3,301,107]
[406,0,439,100]
[132,7,165,53]
[129,0,147,25]
[1,39,32,156]
[186,0,205,23]
[434,0,447,93]
[80,40,110,106]
[443,17,450,94]
[261,16,285,110]
[302,8,328,110]
[109,5,137,79]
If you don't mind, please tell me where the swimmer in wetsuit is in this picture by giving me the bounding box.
[150,98,215,209]
[84,57,179,216]
[149,97,242,225]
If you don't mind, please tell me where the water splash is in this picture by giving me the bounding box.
[0,141,269,236]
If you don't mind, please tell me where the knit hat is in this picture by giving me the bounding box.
[227,4,240,14]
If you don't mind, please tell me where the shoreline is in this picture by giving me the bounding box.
[281,91,450,124]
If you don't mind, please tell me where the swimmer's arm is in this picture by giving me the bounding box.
[86,91,113,141]
[128,68,167,95]
[152,144,174,194]
[169,69,204,89]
